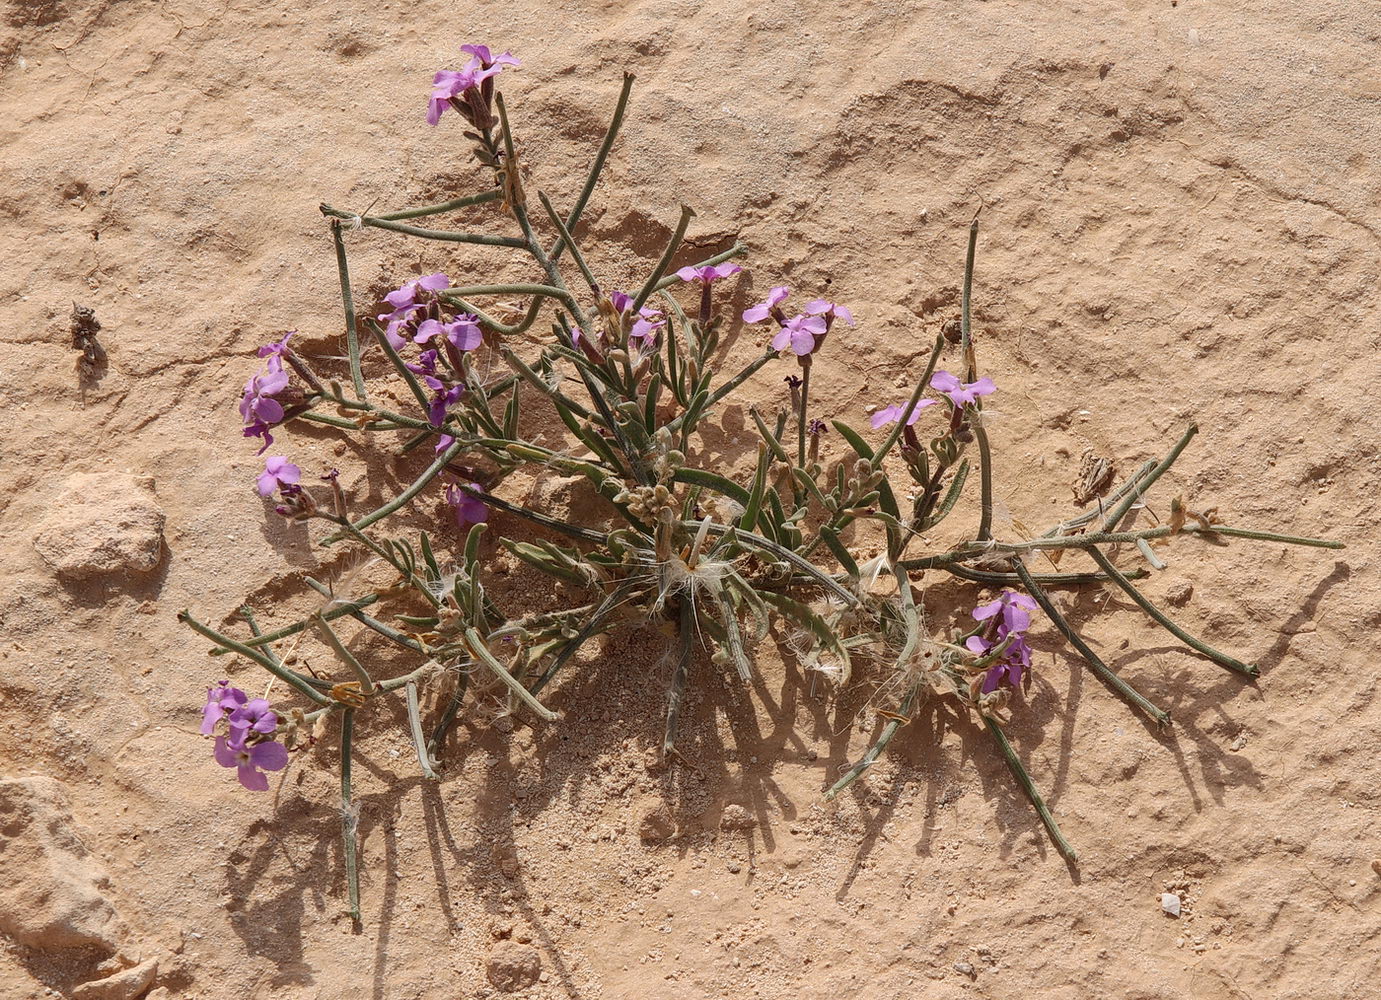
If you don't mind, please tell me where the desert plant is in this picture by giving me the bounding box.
[183,44,1342,922]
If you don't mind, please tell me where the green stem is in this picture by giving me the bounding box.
[665,348,775,436]
[463,628,558,721]
[1100,424,1198,531]
[329,221,367,401]
[826,684,921,798]
[304,577,432,652]
[984,716,1077,861]
[340,709,361,924]
[1011,560,1171,727]
[662,596,695,756]
[324,437,465,541]
[797,363,811,469]
[961,209,980,381]
[538,191,601,296]
[1086,548,1258,677]
[315,615,376,694]
[178,611,332,706]
[632,204,695,314]
[550,72,636,262]
[943,564,1148,586]
[317,205,524,247]
[973,410,995,542]
[899,521,1343,570]
[406,681,439,780]
[367,319,430,413]
[362,190,500,221]
[873,335,944,467]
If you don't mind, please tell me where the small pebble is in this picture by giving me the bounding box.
[953,960,975,977]
[1161,892,1181,918]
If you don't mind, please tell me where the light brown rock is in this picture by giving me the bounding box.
[71,958,159,1000]
[638,803,675,843]
[0,777,124,952]
[720,804,756,831]
[485,940,541,992]
[1164,581,1194,607]
[32,473,165,578]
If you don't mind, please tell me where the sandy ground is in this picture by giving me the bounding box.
[2,0,1379,997]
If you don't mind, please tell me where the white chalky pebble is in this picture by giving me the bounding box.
[1161,893,1181,917]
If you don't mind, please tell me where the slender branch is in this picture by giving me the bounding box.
[340,709,361,925]
[179,611,332,706]
[324,437,465,541]
[632,204,695,314]
[985,716,1076,861]
[1100,424,1198,531]
[1086,548,1258,677]
[1011,560,1170,727]
[319,204,525,246]
[549,71,636,262]
[329,221,367,401]
[463,628,558,722]
[406,681,439,780]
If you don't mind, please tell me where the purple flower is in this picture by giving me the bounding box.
[379,273,450,348]
[460,44,520,69]
[228,698,278,743]
[930,370,996,408]
[770,313,828,356]
[742,286,790,324]
[256,456,301,497]
[428,67,496,126]
[675,263,742,285]
[256,330,297,360]
[609,290,665,347]
[966,632,1034,693]
[869,399,938,429]
[201,681,247,735]
[407,348,441,378]
[966,590,1040,694]
[805,298,855,327]
[629,314,664,347]
[428,383,465,426]
[239,359,291,454]
[446,482,489,529]
[416,314,482,352]
[972,590,1038,634]
[427,46,519,126]
[214,734,289,792]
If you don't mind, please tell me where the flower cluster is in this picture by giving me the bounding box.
[239,331,298,452]
[201,680,289,791]
[965,590,1039,694]
[742,287,854,360]
[428,44,520,128]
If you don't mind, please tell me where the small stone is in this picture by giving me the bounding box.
[485,940,541,992]
[71,958,159,1000]
[1161,892,1182,918]
[638,804,675,844]
[1164,581,1193,607]
[32,473,165,579]
[726,861,742,874]
[1371,859,1381,876]
[719,804,755,831]
[953,960,975,977]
